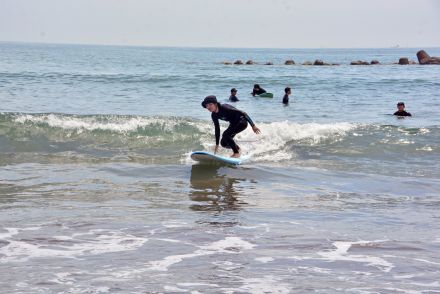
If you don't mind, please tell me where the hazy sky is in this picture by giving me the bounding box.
[1,0,439,48]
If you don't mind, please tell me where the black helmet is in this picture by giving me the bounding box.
[201,95,218,108]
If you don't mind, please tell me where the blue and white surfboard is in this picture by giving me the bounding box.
[190,151,242,165]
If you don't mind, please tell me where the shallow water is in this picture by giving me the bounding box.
[1,42,440,293]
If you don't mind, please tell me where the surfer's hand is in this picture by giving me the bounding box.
[252,125,261,134]
[214,145,219,154]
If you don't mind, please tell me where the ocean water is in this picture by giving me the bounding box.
[1,42,440,293]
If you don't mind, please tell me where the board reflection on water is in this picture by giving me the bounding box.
[189,164,249,212]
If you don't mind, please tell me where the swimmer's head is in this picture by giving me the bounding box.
[397,102,405,111]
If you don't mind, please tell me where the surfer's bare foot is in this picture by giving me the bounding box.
[231,153,240,158]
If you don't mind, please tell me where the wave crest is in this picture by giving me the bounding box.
[2,112,437,165]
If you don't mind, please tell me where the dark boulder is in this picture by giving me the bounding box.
[265,61,273,65]
[417,50,440,64]
[370,60,380,65]
[398,57,409,65]
[285,59,295,65]
[350,60,370,65]
[313,59,332,65]
[417,50,430,61]
[246,60,254,65]
[234,60,243,65]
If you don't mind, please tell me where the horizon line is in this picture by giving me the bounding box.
[1,40,439,51]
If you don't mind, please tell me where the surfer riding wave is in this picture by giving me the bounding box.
[201,95,261,158]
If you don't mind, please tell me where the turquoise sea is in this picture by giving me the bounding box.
[1,42,440,293]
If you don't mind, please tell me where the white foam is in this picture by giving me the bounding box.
[149,236,255,271]
[163,285,188,292]
[162,221,188,228]
[397,139,415,145]
[255,257,274,263]
[413,258,440,266]
[382,288,422,294]
[317,240,393,272]
[0,228,148,263]
[0,227,41,240]
[149,252,201,271]
[237,275,290,294]
[156,238,182,243]
[416,146,434,152]
[212,260,244,271]
[96,287,111,293]
[409,281,440,287]
[393,274,416,279]
[199,236,255,252]
[349,287,420,294]
[15,282,29,288]
[178,283,219,287]
[297,266,332,274]
[14,113,208,134]
[201,121,356,163]
[0,228,20,239]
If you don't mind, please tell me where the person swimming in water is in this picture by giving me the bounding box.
[283,87,291,105]
[251,84,266,96]
[229,88,239,102]
[201,95,261,158]
[394,102,412,117]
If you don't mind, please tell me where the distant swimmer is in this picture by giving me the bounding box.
[229,88,239,102]
[283,87,291,105]
[252,84,266,96]
[394,102,412,117]
[202,95,261,158]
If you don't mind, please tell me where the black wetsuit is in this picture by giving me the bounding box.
[394,110,412,117]
[282,94,289,104]
[212,104,255,154]
[229,95,239,102]
[252,87,266,96]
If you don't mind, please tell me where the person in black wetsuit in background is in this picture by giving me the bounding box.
[229,88,239,102]
[252,84,266,96]
[202,95,261,158]
[283,87,291,105]
[394,102,412,117]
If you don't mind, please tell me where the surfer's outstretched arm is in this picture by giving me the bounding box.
[242,112,261,134]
